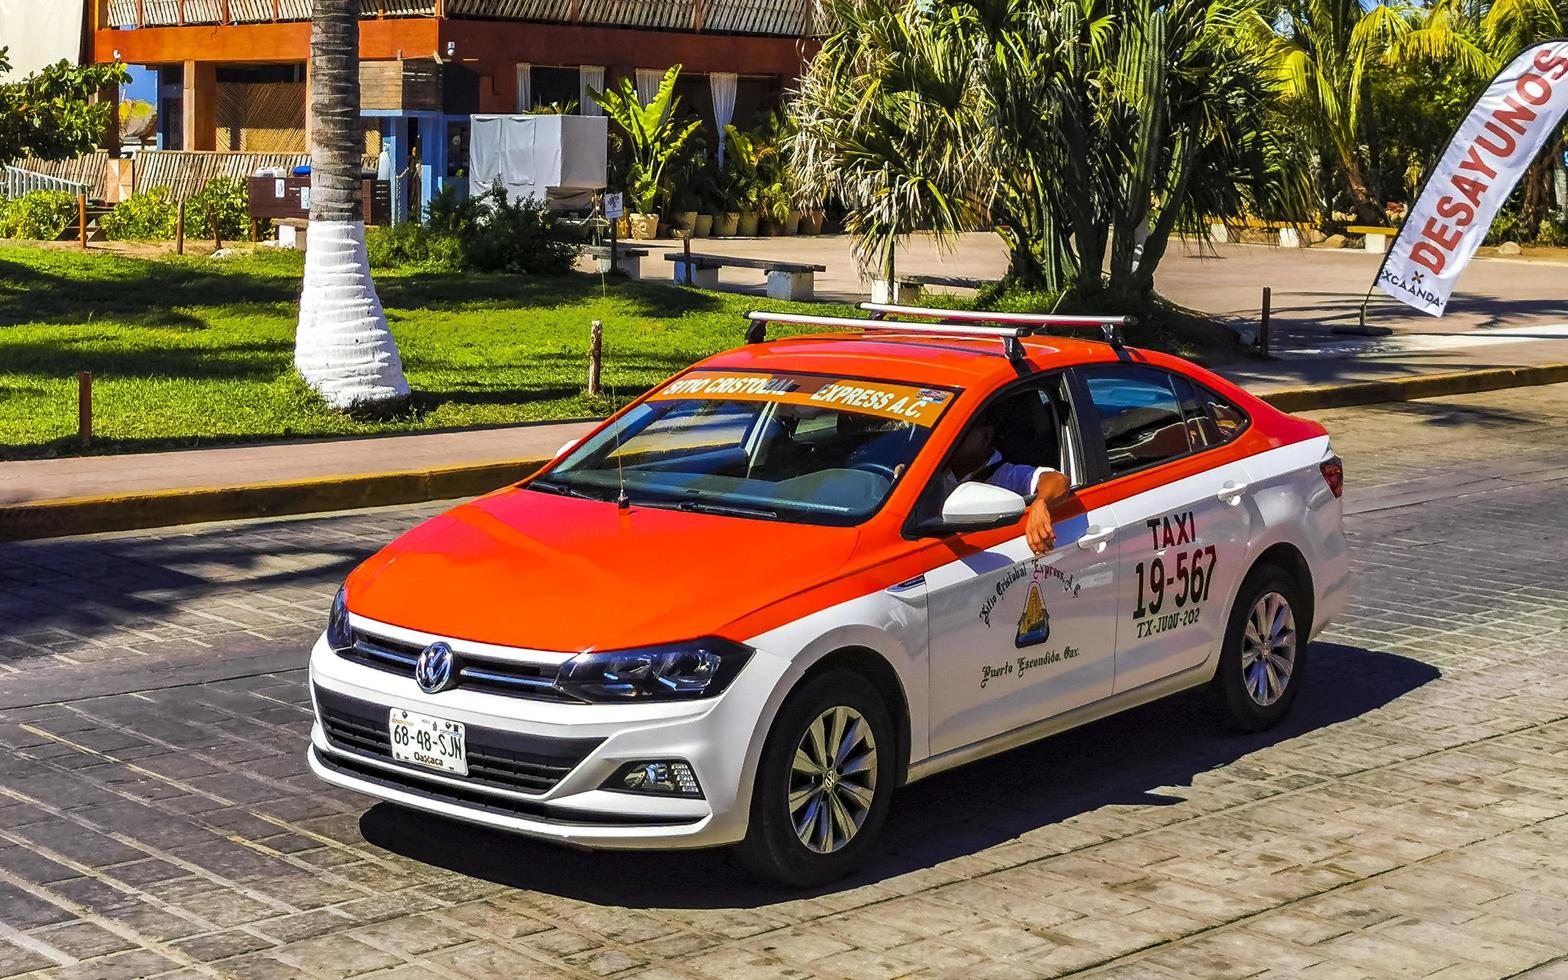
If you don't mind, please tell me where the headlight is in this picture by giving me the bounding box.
[556,638,753,702]
[326,587,352,652]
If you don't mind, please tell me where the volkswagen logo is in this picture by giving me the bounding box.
[414,642,458,694]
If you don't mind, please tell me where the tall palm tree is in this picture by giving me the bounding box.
[294,0,410,412]
[1395,0,1564,235]
[1247,0,1410,225]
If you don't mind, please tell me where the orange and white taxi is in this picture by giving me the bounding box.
[308,305,1348,885]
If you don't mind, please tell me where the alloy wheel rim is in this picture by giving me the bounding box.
[789,705,878,854]
[1240,591,1297,707]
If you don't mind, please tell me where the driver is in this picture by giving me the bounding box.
[942,418,1069,555]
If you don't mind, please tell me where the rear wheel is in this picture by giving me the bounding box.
[735,670,894,887]
[1208,564,1308,732]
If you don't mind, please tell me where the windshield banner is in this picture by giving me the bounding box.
[651,371,955,427]
[1375,40,1568,316]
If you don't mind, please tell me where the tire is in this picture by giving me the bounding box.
[735,670,896,888]
[1207,563,1309,732]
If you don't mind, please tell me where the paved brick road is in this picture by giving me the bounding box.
[2,386,1568,980]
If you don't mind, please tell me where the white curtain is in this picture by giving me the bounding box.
[635,68,664,107]
[710,72,738,166]
[515,64,532,113]
[579,66,605,116]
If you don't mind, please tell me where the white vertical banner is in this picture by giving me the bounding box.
[0,0,84,76]
[1376,40,1568,316]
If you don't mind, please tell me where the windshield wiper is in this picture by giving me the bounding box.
[527,478,605,501]
[675,499,779,520]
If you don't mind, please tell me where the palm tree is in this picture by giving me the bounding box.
[1394,0,1564,235]
[294,0,410,412]
[792,0,1312,306]
[1246,0,1410,225]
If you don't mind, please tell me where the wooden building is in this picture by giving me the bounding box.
[92,0,819,218]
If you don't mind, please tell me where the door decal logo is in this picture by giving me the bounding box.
[1015,581,1051,647]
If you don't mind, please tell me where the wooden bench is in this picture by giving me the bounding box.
[1207,217,1308,248]
[583,243,650,277]
[664,251,827,301]
[1347,225,1399,254]
[870,273,996,304]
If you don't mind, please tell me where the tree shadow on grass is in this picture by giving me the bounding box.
[360,641,1438,910]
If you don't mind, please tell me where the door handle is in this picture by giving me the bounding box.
[1216,480,1251,505]
[1077,526,1114,551]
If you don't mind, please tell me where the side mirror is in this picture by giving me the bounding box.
[934,481,1028,532]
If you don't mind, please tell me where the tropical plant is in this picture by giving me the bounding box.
[793,0,1314,305]
[1391,0,1565,236]
[188,176,251,241]
[591,66,703,215]
[1243,0,1411,225]
[366,182,578,274]
[101,186,179,240]
[0,48,129,161]
[0,189,76,239]
[293,0,410,413]
[721,123,774,214]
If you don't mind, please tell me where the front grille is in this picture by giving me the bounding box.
[314,687,603,797]
[339,629,583,703]
[312,748,694,827]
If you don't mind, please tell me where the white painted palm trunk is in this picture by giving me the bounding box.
[294,220,410,410]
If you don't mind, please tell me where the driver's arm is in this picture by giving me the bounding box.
[1026,469,1070,555]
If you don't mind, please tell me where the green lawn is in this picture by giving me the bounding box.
[0,245,851,458]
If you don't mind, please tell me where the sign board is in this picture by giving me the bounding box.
[604,192,624,220]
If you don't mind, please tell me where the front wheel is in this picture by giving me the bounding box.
[735,670,895,887]
[1208,564,1308,732]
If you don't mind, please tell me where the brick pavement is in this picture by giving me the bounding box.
[1,387,1567,979]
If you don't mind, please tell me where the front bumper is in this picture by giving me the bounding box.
[307,624,786,850]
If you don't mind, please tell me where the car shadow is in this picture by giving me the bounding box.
[359,640,1438,909]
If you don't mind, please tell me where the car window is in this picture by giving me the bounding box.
[542,370,959,526]
[1170,374,1249,449]
[1079,366,1192,478]
[910,375,1074,525]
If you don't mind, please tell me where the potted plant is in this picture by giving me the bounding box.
[591,66,702,241]
[723,123,770,238]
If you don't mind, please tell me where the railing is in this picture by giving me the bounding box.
[2,167,92,200]
[106,0,819,34]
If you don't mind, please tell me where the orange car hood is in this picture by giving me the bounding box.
[346,487,862,652]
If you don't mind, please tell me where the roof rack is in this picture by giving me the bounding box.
[858,303,1134,348]
[743,305,1134,362]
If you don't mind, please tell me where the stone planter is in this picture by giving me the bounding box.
[712,212,740,237]
[737,212,759,236]
[783,211,802,235]
[628,213,661,240]
[799,212,825,235]
[693,213,714,238]
[674,210,699,234]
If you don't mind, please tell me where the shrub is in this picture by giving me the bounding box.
[187,175,250,241]
[1534,219,1568,249]
[101,186,179,240]
[366,183,577,275]
[0,190,77,240]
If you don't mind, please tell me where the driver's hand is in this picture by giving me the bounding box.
[1026,499,1056,554]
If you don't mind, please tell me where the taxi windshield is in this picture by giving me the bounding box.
[537,370,960,525]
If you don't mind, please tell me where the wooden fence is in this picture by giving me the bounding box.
[134,151,312,201]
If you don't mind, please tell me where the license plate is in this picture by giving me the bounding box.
[389,708,467,776]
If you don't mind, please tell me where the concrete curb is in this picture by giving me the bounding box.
[1259,361,1568,413]
[3,361,1567,543]
[0,457,546,544]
